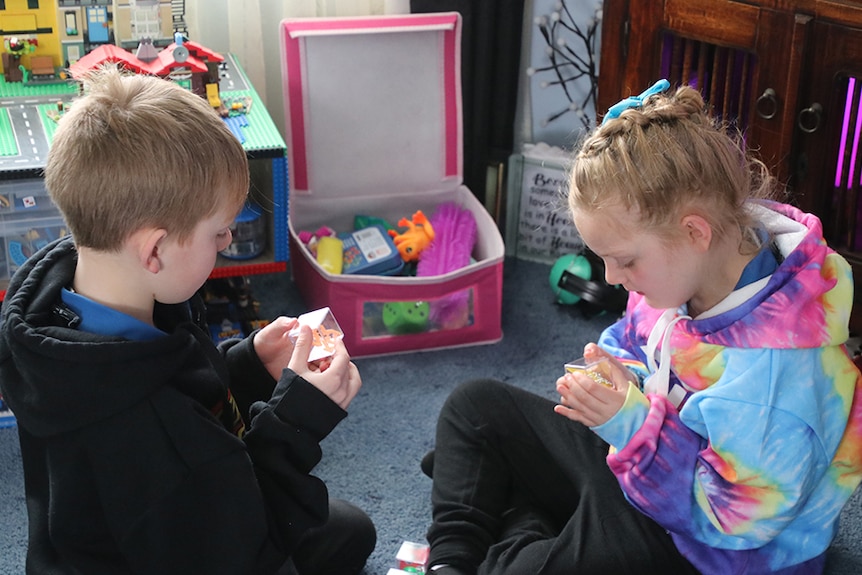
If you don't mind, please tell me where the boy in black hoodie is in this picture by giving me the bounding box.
[0,65,375,574]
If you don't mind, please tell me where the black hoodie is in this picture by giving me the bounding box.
[0,237,347,574]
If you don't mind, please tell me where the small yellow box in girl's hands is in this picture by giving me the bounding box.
[565,356,616,388]
[288,307,344,362]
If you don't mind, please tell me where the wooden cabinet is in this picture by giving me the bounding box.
[598,0,862,331]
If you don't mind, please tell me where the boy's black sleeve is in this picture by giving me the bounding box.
[242,368,347,549]
[217,327,351,554]
[219,328,349,550]
[220,331,277,422]
[101,372,344,574]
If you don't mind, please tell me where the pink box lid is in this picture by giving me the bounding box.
[280,13,463,199]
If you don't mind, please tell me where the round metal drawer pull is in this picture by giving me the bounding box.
[756,88,778,120]
[798,102,823,134]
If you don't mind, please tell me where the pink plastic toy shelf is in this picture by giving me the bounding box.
[280,13,505,358]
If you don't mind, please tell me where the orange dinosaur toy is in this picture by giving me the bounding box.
[388,210,436,262]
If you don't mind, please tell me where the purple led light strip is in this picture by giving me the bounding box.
[848,80,862,189]
[836,78,854,187]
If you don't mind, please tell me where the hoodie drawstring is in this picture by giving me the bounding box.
[643,308,691,407]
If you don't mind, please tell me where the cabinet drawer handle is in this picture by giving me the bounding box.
[798,103,823,134]
[756,88,778,120]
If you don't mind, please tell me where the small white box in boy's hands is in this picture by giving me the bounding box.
[288,307,344,363]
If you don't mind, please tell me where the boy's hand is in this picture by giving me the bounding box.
[288,324,361,410]
[553,343,630,427]
[252,317,300,381]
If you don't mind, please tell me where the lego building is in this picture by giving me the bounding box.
[0,0,185,77]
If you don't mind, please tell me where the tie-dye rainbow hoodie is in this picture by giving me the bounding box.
[591,201,862,574]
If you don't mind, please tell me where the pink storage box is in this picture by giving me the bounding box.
[280,13,504,357]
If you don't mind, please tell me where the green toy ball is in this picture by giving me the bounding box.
[549,254,592,305]
[382,301,430,334]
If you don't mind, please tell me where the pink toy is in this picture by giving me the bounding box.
[298,226,336,245]
[416,202,477,329]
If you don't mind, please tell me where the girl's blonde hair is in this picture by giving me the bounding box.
[45,64,249,250]
[569,85,776,250]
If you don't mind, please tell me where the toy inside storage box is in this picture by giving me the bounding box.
[0,179,69,288]
[280,13,505,357]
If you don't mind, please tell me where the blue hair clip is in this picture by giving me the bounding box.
[602,79,670,125]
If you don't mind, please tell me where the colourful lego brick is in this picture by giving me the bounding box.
[0,110,18,157]
[220,88,287,152]
[0,75,77,99]
[271,154,289,262]
[38,104,64,141]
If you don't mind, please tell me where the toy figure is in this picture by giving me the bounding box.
[388,210,435,262]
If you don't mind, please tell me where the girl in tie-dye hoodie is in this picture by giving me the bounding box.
[424,84,862,575]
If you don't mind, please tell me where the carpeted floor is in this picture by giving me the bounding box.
[1,257,860,573]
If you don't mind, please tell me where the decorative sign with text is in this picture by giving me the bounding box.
[505,145,584,263]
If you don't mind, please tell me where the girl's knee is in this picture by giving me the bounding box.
[445,378,506,413]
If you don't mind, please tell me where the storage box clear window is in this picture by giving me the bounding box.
[362,287,475,339]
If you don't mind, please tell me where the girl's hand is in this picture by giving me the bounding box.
[582,343,632,382]
[554,343,631,426]
[554,371,626,426]
[288,324,361,410]
[252,316,300,380]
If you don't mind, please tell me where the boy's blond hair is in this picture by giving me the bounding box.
[569,85,776,252]
[45,65,249,250]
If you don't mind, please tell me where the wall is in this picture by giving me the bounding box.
[185,0,410,139]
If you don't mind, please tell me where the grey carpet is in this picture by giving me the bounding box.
[0,257,859,574]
